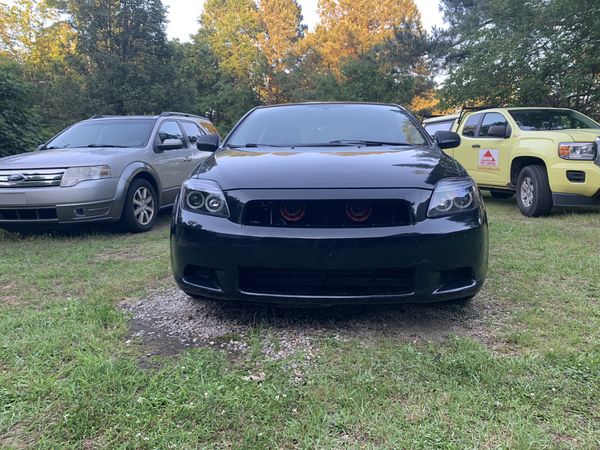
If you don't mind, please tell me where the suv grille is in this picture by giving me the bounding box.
[242,199,412,228]
[0,169,65,188]
[239,267,415,296]
[0,208,58,221]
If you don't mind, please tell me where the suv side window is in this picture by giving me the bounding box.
[462,114,482,137]
[479,113,508,137]
[180,121,205,145]
[157,121,185,146]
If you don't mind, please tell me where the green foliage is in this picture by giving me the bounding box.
[0,57,39,156]
[65,0,174,115]
[437,0,600,117]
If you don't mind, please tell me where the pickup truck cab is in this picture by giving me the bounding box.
[424,107,600,216]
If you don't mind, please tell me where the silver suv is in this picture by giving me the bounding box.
[0,112,220,232]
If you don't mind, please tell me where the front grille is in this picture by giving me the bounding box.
[0,208,58,221]
[239,267,415,296]
[0,169,65,188]
[242,199,412,228]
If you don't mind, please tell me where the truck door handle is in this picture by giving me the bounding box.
[472,144,481,148]
[183,157,193,161]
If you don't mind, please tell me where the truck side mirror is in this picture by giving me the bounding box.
[434,131,461,149]
[196,134,220,152]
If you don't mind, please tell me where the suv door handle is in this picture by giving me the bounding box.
[472,144,481,148]
[183,157,193,161]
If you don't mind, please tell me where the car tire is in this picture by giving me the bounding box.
[120,179,158,232]
[516,165,553,217]
[489,190,514,199]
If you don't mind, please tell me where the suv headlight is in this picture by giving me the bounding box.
[428,178,480,218]
[181,179,229,218]
[559,142,597,161]
[61,165,111,187]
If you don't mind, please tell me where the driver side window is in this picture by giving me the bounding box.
[157,121,185,146]
[462,114,482,137]
[479,113,508,137]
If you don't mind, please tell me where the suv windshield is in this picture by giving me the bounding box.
[509,109,600,131]
[46,119,156,149]
[226,104,427,148]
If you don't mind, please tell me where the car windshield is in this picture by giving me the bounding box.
[508,109,600,131]
[45,119,156,149]
[226,104,427,148]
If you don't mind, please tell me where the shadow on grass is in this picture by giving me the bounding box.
[0,209,172,240]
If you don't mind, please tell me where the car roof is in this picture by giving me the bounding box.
[252,102,407,110]
[86,112,211,121]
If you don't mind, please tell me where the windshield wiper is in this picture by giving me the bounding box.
[328,140,414,146]
[228,143,282,148]
[85,144,130,148]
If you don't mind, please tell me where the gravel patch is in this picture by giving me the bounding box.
[120,285,506,365]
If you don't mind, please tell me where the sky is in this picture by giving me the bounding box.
[163,0,444,42]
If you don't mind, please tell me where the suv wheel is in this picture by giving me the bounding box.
[516,165,553,217]
[120,179,158,232]
[490,190,514,199]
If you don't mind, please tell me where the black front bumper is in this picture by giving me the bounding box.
[171,206,488,306]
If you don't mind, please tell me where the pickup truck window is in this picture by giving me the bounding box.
[509,109,600,131]
[479,113,508,137]
[462,114,482,137]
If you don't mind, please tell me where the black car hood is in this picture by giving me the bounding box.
[196,146,466,190]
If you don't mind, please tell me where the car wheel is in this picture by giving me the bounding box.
[489,190,514,199]
[120,179,158,232]
[516,165,553,217]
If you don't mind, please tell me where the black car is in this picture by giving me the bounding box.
[171,103,488,306]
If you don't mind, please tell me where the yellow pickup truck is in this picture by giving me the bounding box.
[424,107,600,216]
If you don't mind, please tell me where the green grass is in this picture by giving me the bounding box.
[1,200,599,449]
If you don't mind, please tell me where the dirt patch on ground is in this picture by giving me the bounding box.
[0,282,24,306]
[120,283,510,364]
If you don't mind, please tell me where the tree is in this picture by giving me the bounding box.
[0,0,83,133]
[200,0,265,83]
[436,0,600,117]
[257,0,305,102]
[313,0,422,71]
[0,56,39,156]
[281,27,433,110]
[64,0,174,115]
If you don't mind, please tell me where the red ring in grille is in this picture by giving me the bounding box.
[345,200,372,222]
[280,201,306,222]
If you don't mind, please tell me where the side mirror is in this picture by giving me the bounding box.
[487,125,510,139]
[37,144,47,151]
[156,138,184,151]
[434,131,461,149]
[196,134,220,152]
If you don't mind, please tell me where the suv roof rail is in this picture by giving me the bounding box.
[160,111,208,119]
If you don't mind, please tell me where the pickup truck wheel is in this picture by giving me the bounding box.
[516,165,553,217]
[490,190,514,199]
[120,179,158,232]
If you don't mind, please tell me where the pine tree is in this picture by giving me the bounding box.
[313,0,422,71]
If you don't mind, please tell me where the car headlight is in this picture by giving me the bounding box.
[61,165,111,187]
[181,179,229,218]
[559,142,597,161]
[428,178,480,218]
